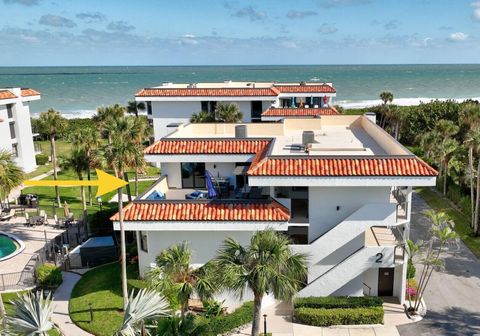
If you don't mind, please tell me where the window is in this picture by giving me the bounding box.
[11,144,18,157]
[201,101,208,112]
[9,122,16,139]
[139,231,148,252]
[6,104,13,118]
[181,162,206,189]
[200,101,217,113]
[251,101,263,122]
[146,101,152,115]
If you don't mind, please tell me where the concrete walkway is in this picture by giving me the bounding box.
[397,191,480,336]
[52,271,93,336]
[6,168,54,201]
[234,300,403,336]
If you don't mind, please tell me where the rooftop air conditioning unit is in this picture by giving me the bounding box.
[302,131,315,146]
[235,125,247,138]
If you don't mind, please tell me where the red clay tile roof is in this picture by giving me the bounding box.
[145,139,271,155]
[248,157,438,177]
[111,200,290,222]
[273,84,336,94]
[262,107,340,117]
[0,90,17,100]
[21,88,40,97]
[136,87,279,97]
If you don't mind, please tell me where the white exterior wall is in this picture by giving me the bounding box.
[205,162,236,188]
[137,230,255,277]
[308,186,391,241]
[363,268,379,296]
[161,163,182,188]
[0,91,38,173]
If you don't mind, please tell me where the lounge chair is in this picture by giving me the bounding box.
[0,209,15,221]
[185,191,207,199]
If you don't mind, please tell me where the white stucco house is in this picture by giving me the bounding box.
[112,97,437,306]
[0,88,40,173]
[135,81,338,139]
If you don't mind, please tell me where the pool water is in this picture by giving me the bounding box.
[0,234,18,259]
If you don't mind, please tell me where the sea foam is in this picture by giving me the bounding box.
[337,97,480,109]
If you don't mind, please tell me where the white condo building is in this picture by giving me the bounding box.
[0,88,40,173]
[113,82,437,307]
[135,81,338,139]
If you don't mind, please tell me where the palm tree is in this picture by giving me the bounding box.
[213,229,308,336]
[466,127,480,235]
[0,150,24,209]
[70,126,101,206]
[126,101,146,118]
[378,91,394,128]
[105,118,143,309]
[190,111,215,123]
[146,242,216,317]
[93,104,126,145]
[215,103,243,123]
[59,148,89,231]
[5,291,55,335]
[380,91,394,105]
[37,109,67,206]
[115,289,170,336]
[437,138,459,196]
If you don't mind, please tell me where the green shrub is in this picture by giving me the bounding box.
[207,301,253,335]
[36,263,63,289]
[294,296,383,309]
[35,153,49,165]
[407,259,416,279]
[294,307,384,326]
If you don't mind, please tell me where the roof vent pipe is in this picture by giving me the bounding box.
[364,112,377,124]
[235,125,247,138]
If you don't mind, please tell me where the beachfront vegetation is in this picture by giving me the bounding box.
[37,109,68,206]
[190,102,243,123]
[213,229,308,336]
[146,242,216,317]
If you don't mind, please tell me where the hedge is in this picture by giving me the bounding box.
[35,153,49,165]
[294,296,383,309]
[294,307,384,326]
[36,263,63,289]
[207,301,253,335]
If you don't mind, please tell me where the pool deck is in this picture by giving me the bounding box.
[0,216,65,275]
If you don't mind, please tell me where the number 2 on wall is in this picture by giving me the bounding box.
[375,253,383,263]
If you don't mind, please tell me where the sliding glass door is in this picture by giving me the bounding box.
[181,163,206,189]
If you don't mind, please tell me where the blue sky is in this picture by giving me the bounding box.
[0,0,479,65]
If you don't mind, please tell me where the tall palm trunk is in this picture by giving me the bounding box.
[134,169,139,197]
[469,147,475,228]
[443,161,448,196]
[87,167,93,207]
[118,184,128,309]
[80,183,88,236]
[475,160,480,236]
[251,293,262,336]
[50,135,61,206]
[0,294,6,327]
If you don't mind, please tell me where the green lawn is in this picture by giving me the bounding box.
[417,187,480,258]
[21,168,155,219]
[0,291,60,336]
[69,262,147,336]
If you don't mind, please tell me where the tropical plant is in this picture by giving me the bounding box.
[70,126,102,206]
[215,103,243,123]
[410,211,458,313]
[146,242,216,317]
[94,104,126,145]
[115,289,170,336]
[190,111,215,123]
[213,229,308,336]
[379,91,394,105]
[37,108,67,206]
[4,291,55,336]
[59,148,89,229]
[0,150,24,209]
[157,314,209,336]
[126,101,146,117]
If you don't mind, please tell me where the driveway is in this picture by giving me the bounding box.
[397,192,480,336]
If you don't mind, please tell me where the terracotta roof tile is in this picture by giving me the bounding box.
[144,139,271,155]
[273,84,336,94]
[0,90,17,100]
[248,157,438,177]
[136,87,279,97]
[21,88,40,97]
[111,200,290,222]
[262,107,339,117]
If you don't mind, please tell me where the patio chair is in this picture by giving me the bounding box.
[0,209,15,221]
[39,210,49,224]
[25,212,31,226]
[53,215,62,229]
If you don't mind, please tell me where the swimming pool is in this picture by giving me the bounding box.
[0,232,25,262]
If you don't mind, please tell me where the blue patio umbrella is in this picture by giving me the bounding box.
[205,170,218,199]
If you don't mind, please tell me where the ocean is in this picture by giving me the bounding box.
[1,64,480,118]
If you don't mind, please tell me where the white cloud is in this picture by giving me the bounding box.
[39,14,76,28]
[449,32,468,41]
[318,23,338,34]
[472,2,480,21]
[278,41,299,49]
[232,6,266,21]
[182,34,196,39]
